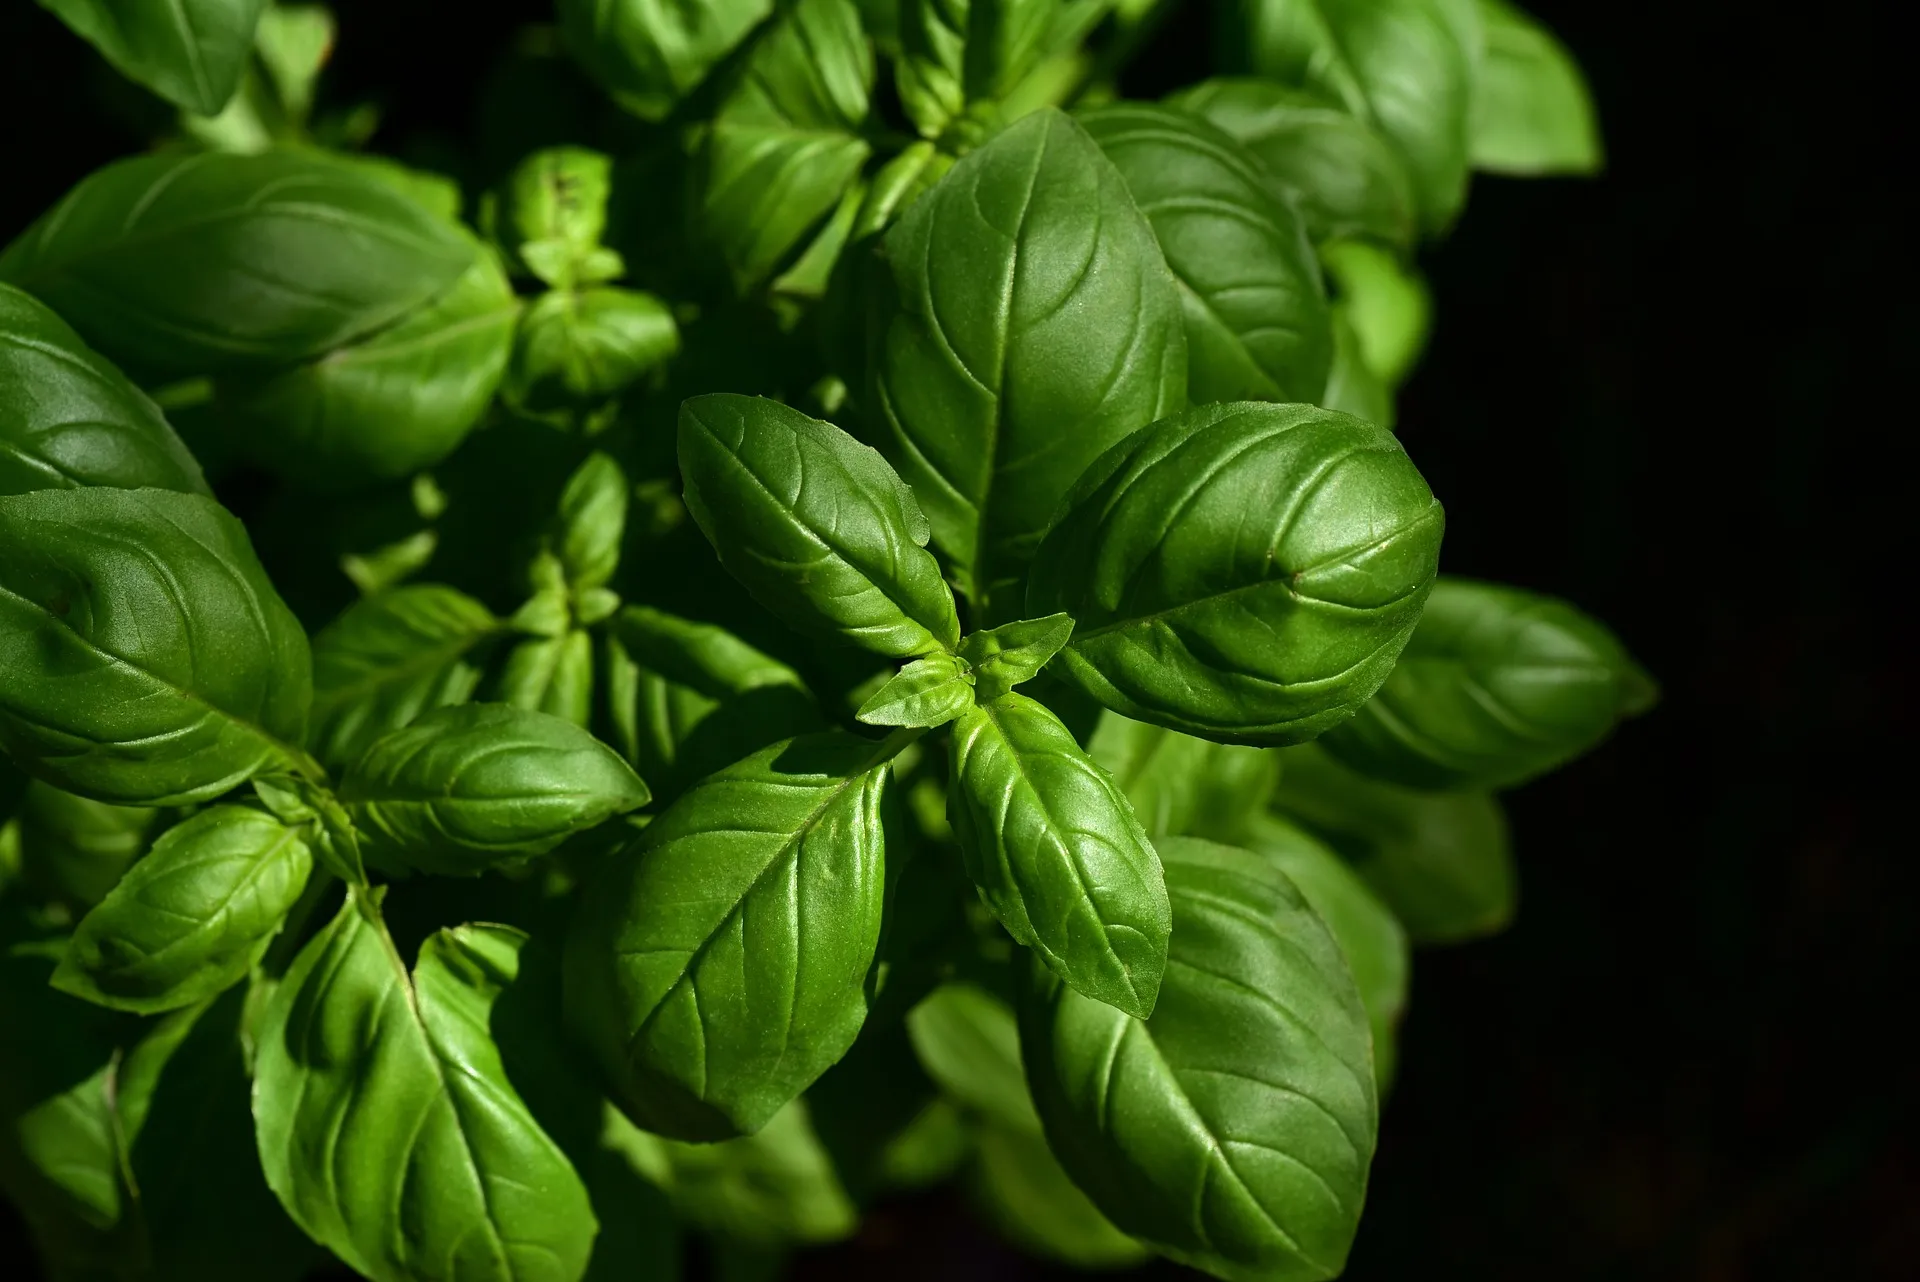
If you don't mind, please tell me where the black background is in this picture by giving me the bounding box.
[2,2,1910,1280]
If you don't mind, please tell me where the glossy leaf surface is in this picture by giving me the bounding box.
[566,732,890,1140]
[679,393,962,657]
[558,0,776,121]
[340,702,648,876]
[948,691,1170,1018]
[1470,0,1602,175]
[0,487,311,805]
[1020,836,1378,1282]
[858,652,976,728]
[873,107,1188,620]
[1028,401,1444,745]
[54,805,311,1014]
[37,0,268,114]
[0,283,208,497]
[959,612,1073,702]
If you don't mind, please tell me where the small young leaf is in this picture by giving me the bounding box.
[958,613,1073,702]
[497,629,595,727]
[1470,0,1603,176]
[857,653,976,728]
[1321,237,1431,390]
[505,287,679,414]
[552,452,629,593]
[501,146,618,286]
[558,0,777,122]
[340,703,648,876]
[566,732,891,1140]
[679,393,962,658]
[948,692,1170,1019]
[1019,836,1379,1281]
[895,0,1057,139]
[54,806,312,1015]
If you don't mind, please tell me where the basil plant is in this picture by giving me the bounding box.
[1,2,1643,1280]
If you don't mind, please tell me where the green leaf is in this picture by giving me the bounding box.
[550,452,630,595]
[1322,576,1656,790]
[254,897,598,1281]
[1321,238,1430,390]
[1169,78,1419,248]
[873,108,1187,621]
[958,612,1073,702]
[1319,307,1395,427]
[558,0,776,122]
[501,146,619,287]
[1272,743,1514,942]
[505,287,679,414]
[12,780,157,910]
[36,0,268,115]
[308,584,503,774]
[1020,835,1378,1281]
[53,806,312,1014]
[0,283,209,498]
[0,487,313,806]
[857,652,976,727]
[968,1121,1149,1268]
[1243,811,1409,1087]
[895,0,1059,138]
[497,630,596,727]
[1231,0,1481,233]
[906,981,1041,1132]
[1081,103,1334,406]
[0,149,475,383]
[1470,0,1603,176]
[948,691,1169,1018]
[679,393,962,658]
[252,3,334,127]
[1087,710,1278,843]
[704,0,874,290]
[213,240,518,489]
[1027,400,1444,745]
[604,605,822,803]
[340,702,648,876]
[566,732,891,1140]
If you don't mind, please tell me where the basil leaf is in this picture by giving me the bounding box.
[906,981,1041,1132]
[873,108,1188,621]
[948,691,1170,1018]
[0,150,475,382]
[1273,743,1514,942]
[255,900,598,1281]
[0,487,313,806]
[1081,103,1334,406]
[53,806,312,1014]
[1470,0,1602,176]
[13,780,157,910]
[553,452,629,593]
[1232,0,1480,233]
[958,612,1073,701]
[1027,401,1444,745]
[309,584,502,773]
[36,0,267,115]
[566,732,891,1140]
[505,287,679,414]
[969,1121,1149,1268]
[497,629,595,727]
[0,283,208,497]
[895,0,1058,138]
[340,702,648,876]
[1322,577,1656,790]
[558,0,776,122]
[214,241,518,489]
[501,146,619,288]
[679,393,962,657]
[1320,307,1395,427]
[857,652,976,728]
[1169,77,1419,248]
[604,605,821,803]
[1088,710,1278,843]
[704,0,874,289]
[1019,835,1378,1280]
[1322,237,1431,390]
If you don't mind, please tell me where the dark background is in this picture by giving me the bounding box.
[2,2,1909,1280]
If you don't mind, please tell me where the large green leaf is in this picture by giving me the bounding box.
[0,283,208,497]
[254,899,598,1282]
[1088,709,1278,843]
[0,149,474,382]
[1229,0,1481,233]
[873,107,1188,621]
[679,393,962,657]
[0,487,312,806]
[54,805,312,1014]
[339,703,649,876]
[1469,0,1602,176]
[308,584,503,774]
[1020,836,1378,1281]
[1272,743,1514,942]
[1169,78,1418,248]
[1321,577,1656,790]
[1027,400,1444,745]
[557,0,776,121]
[704,0,874,289]
[566,732,891,1140]
[948,691,1169,1018]
[1081,103,1333,405]
[36,0,268,115]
